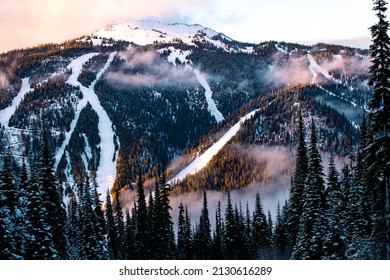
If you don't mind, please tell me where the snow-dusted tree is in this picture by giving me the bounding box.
[105,189,118,259]
[196,188,212,259]
[292,119,326,260]
[322,154,346,259]
[252,193,270,259]
[211,201,224,259]
[287,108,308,251]
[24,156,58,259]
[39,131,68,259]
[367,0,390,259]
[134,173,149,259]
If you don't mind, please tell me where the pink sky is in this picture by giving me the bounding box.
[0,0,384,53]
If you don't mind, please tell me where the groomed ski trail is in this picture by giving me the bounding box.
[55,52,117,200]
[169,109,259,183]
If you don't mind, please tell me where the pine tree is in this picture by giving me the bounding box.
[322,154,346,259]
[223,190,239,259]
[292,119,326,259]
[287,108,308,252]
[177,202,186,259]
[124,209,134,259]
[252,193,270,259]
[197,188,212,259]
[39,131,68,259]
[368,0,390,259]
[274,201,289,259]
[183,206,193,259]
[114,190,126,259]
[24,156,57,259]
[0,152,23,259]
[211,201,224,259]
[134,173,149,259]
[105,189,118,259]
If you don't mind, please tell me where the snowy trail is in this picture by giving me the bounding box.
[169,109,259,183]
[307,53,340,84]
[55,52,117,199]
[0,78,31,127]
[193,69,224,123]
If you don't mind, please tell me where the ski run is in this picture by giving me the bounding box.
[55,52,118,200]
[0,78,31,128]
[169,109,260,183]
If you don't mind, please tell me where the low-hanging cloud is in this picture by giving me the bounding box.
[0,72,8,88]
[265,56,312,87]
[320,55,370,76]
[106,48,197,88]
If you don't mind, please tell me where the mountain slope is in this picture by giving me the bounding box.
[0,21,370,203]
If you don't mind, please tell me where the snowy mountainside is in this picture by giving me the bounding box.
[0,21,371,204]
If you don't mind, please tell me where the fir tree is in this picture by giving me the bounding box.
[105,189,118,259]
[223,190,239,259]
[134,173,149,259]
[287,108,308,251]
[177,202,186,259]
[114,190,126,259]
[322,154,346,259]
[24,157,57,259]
[367,0,390,259]
[197,188,212,259]
[211,201,224,260]
[292,119,326,260]
[124,209,134,259]
[273,201,289,259]
[252,193,270,259]
[39,131,68,259]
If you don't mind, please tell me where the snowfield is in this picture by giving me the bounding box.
[169,109,260,183]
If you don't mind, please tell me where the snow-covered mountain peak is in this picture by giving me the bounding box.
[92,20,233,47]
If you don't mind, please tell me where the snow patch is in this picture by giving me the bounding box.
[307,53,341,84]
[193,69,224,123]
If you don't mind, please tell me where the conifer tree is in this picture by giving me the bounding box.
[211,201,224,259]
[0,152,23,259]
[39,131,68,259]
[367,0,390,259]
[114,191,126,259]
[197,188,212,259]
[292,119,326,259]
[183,206,193,259]
[223,190,239,259]
[274,201,289,259]
[252,193,270,259]
[322,154,346,259]
[134,173,149,259]
[124,209,134,259]
[24,156,57,259]
[177,202,187,259]
[105,189,118,259]
[287,108,308,251]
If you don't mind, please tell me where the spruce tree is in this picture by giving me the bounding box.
[24,157,57,259]
[114,191,126,259]
[223,190,239,259]
[177,202,186,259]
[134,173,149,259]
[0,152,23,259]
[322,154,346,259]
[287,108,308,251]
[252,193,270,259]
[292,119,326,259]
[124,209,134,259]
[367,0,390,259]
[211,201,224,259]
[39,131,68,259]
[274,201,289,259]
[105,189,118,259]
[197,188,212,259]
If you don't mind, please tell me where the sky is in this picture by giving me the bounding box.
[0,0,385,53]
